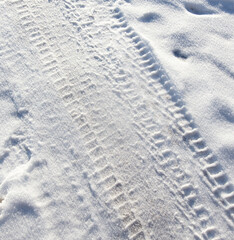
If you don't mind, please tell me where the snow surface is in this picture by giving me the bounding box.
[0,0,233,239]
[120,0,234,180]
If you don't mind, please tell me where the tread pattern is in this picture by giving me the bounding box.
[7,1,107,239]
[11,0,147,238]
[7,0,234,239]
[111,5,234,228]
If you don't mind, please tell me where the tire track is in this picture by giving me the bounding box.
[11,0,147,238]
[65,83,147,240]
[0,31,102,240]
[7,1,108,239]
[44,0,229,236]
[8,0,233,239]
[103,56,221,240]
[48,1,223,239]
[110,4,234,227]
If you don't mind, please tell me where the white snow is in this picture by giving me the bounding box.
[120,0,234,179]
[0,0,233,239]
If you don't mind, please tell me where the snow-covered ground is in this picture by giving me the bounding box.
[0,0,233,239]
[120,0,234,181]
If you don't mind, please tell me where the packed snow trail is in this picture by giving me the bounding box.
[0,0,233,239]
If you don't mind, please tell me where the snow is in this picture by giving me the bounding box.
[120,0,234,180]
[0,0,233,239]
